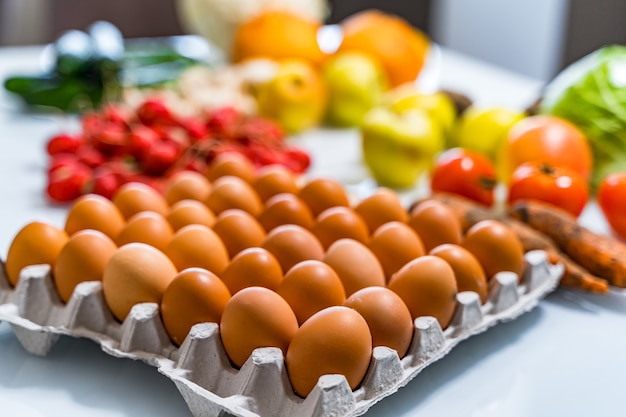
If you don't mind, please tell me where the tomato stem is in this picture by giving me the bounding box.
[480,176,496,190]
[540,163,555,176]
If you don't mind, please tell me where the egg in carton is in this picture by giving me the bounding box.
[0,249,562,417]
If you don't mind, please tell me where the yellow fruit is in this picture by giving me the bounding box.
[232,10,327,66]
[337,9,430,88]
[385,85,457,146]
[454,106,526,162]
[256,59,328,133]
[322,51,388,127]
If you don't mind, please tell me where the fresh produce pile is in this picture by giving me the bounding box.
[126,8,432,135]
[539,45,626,190]
[27,8,626,294]
[45,98,310,203]
[5,151,533,398]
[4,6,626,417]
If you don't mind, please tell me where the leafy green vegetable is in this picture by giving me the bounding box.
[540,45,626,190]
[3,22,204,113]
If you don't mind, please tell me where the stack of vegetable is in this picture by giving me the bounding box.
[540,45,626,191]
[538,45,626,242]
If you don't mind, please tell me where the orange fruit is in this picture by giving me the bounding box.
[336,9,430,88]
[232,10,327,65]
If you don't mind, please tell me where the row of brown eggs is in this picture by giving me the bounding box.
[3,153,526,398]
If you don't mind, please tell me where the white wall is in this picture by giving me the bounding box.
[430,0,570,82]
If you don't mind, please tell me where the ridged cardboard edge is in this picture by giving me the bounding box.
[0,251,563,417]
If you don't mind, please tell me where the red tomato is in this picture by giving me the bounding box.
[47,161,93,203]
[597,172,626,239]
[507,161,589,217]
[502,115,592,181]
[431,148,497,206]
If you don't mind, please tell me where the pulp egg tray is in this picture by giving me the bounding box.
[0,251,562,417]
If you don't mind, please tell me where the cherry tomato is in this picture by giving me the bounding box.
[46,133,83,155]
[597,172,626,239]
[431,148,497,206]
[501,115,593,181]
[127,125,160,160]
[507,161,589,217]
[136,98,176,126]
[47,161,92,203]
[90,167,121,199]
[140,140,181,175]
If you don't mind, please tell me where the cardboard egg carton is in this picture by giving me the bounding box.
[0,251,562,417]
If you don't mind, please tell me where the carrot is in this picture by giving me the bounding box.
[510,200,626,288]
[421,194,609,293]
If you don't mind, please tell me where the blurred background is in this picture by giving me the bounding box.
[0,0,624,82]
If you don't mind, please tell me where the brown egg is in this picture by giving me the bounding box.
[261,224,325,272]
[161,267,231,346]
[64,194,126,240]
[297,177,350,217]
[252,164,299,202]
[461,220,525,280]
[258,193,314,232]
[220,286,299,368]
[5,221,69,286]
[387,255,458,329]
[323,239,385,297]
[312,206,369,249]
[277,260,346,325]
[206,152,256,183]
[115,211,174,252]
[205,175,263,217]
[164,170,212,205]
[353,188,408,233]
[112,182,169,219]
[367,221,425,281]
[166,199,216,231]
[212,209,267,257]
[53,230,117,302]
[430,244,488,303]
[102,243,178,321]
[164,224,230,275]
[408,200,463,252]
[286,306,372,397]
[344,287,413,358]
[220,247,284,294]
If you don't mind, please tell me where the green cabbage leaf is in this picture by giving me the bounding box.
[540,45,626,190]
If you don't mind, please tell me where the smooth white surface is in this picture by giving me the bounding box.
[0,46,625,417]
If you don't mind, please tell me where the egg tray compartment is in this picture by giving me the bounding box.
[0,250,562,417]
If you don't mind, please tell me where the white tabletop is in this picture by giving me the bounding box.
[1,45,625,417]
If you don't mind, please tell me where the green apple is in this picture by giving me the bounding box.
[361,106,445,189]
[385,86,457,147]
[256,59,327,134]
[322,51,388,127]
[454,106,526,161]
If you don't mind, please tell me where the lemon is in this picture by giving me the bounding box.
[454,106,526,161]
